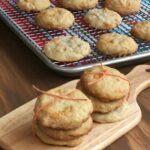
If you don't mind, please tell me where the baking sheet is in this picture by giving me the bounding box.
[0,0,150,76]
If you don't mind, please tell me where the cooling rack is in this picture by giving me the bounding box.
[0,0,150,76]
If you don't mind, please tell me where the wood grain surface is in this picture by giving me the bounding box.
[0,20,150,150]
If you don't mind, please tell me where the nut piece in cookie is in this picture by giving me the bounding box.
[36,8,75,30]
[105,0,141,15]
[131,21,150,42]
[92,102,129,123]
[34,88,93,130]
[43,36,91,62]
[96,33,138,56]
[81,66,130,101]
[60,0,98,10]
[84,8,122,29]
[17,0,51,12]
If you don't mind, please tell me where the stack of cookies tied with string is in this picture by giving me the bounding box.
[78,65,130,123]
[32,87,93,147]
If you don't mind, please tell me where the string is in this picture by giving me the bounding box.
[32,85,86,101]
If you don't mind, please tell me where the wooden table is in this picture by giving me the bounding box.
[0,19,150,150]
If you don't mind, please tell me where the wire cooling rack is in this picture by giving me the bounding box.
[0,0,150,76]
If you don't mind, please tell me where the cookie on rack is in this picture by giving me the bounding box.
[105,0,141,15]
[59,0,98,10]
[36,8,75,30]
[80,66,130,101]
[34,88,93,129]
[43,36,91,62]
[35,125,85,147]
[17,0,51,12]
[77,81,125,113]
[38,117,93,141]
[131,21,150,42]
[92,101,129,123]
[96,33,138,56]
[84,8,122,29]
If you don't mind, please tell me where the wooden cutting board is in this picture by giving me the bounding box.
[0,65,150,150]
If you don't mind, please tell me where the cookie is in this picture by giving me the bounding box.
[36,8,75,30]
[34,88,93,130]
[43,36,91,62]
[17,0,51,12]
[105,0,141,15]
[96,33,138,56]
[38,117,93,141]
[60,0,98,10]
[77,81,125,113]
[35,125,84,147]
[81,66,130,101]
[92,102,129,123]
[84,8,122,29]
[131,21,150,42]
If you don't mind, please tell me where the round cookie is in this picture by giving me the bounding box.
[84,8,122,29]
[60,0,98,10]
[105,0,141,15]
[91,96,125,113]
[36,8,75,30]
[81,66,130,101]
[131,21,150,42]
[38,117,93,141]
[35,125,84,147]
[77,81,125,113]
[43,36,91,62]
[92,102,129,123]
[34,88,93,130]
[96,33,138,56]
[17,0,51,12]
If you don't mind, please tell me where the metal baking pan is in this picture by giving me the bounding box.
[0,0,150,76]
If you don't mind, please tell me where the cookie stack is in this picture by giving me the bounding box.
[79,66,130,123]
[33,88,93,147]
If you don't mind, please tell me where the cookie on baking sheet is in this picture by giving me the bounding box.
[60,0,98,10]
[96,33,138,56]
[131,21,150,42]
[92,102,129,123]
[17,0,51,12]
[38,117,93,141]
[43,36,91,62]
[34,88,93,130]
[105,0,141,15]
[84,8,122,29]
[35,125,84,147]
[80,66,130,101]
[36,8,75,30]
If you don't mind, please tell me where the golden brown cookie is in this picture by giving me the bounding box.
[92,101,129,123]
[36,8,75,30]
[17,0,51,12]
[60,0,98,10]
[38,117,93,141]
[77,81,125,113]
[105,0,141,15]
[96,33,138,56]
[34,88,93,130]
[35,125,84,147]
[80,66,130,101]
[43,36,91,62]
[84,8,122,29]
[131,21,150,42]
